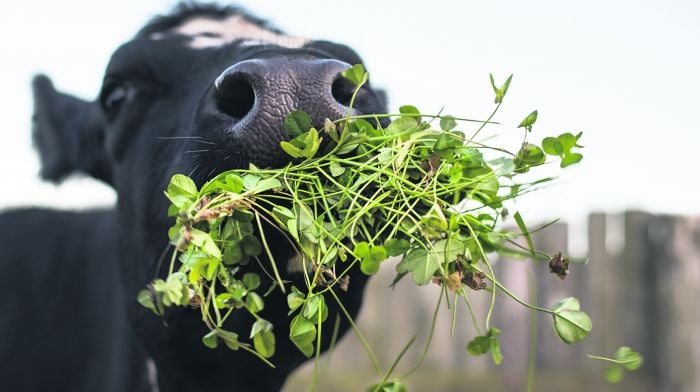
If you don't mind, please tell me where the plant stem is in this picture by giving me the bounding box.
[400,287,444,379]
[254,212,286,293]
[374,336,416,391]
[328,288,384,375]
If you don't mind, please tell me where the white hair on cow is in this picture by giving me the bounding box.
[150,14,309,49]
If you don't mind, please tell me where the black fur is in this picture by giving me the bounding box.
[32,75,112,184]
[1,2,387,392]
[0,209,148,391]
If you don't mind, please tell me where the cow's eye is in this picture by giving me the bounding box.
[100,81,132,118]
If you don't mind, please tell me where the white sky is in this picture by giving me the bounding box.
[1,0,699,236]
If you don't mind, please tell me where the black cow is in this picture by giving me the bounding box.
[0,3,387,391]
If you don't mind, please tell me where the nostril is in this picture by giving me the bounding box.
[216,75,255,119]
[331,75,357,107]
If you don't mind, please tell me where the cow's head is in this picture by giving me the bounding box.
[33,3,386,188]
[31,3,387,391]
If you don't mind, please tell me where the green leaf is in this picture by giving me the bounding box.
[250,319,272,338]
[514,143,546,173]
[253,328,276,358]
[329,162,346,177]
[513,211,534,258]
[250,319,275,357]
[222,174,244,193]
[589,346,643,383]
[592,346,643,383]
[356,244,388,275]
[189,257,217,283]
[467,327,502,365]
[218,329,240,350]
[301,128,322,159]
[165,174,198,208]
[242,174,261,191]
[542,137,564,156]
[561,152,583,168]
[137,289,158,313]
[165,273,188,305]
[251,177,282,193]
[421,202,449,233]
[284,110,312,137]
[272,205,295,222]
[361,258,380,275]
[383,239,411,257]
[215,292,233,309]
[489,157,516,176]
[489,73,513,104]
[517,110,538,132]
[351,118,376,135]
[168,174,197,198]
[367,380,407,392]
[303,294,328,324]
[439,115,457,131]
[558,132,578,150]
[190,228,222,259]
[604,365,624,383]
[202,330,219,349]
[396,239,465,285]
[387,116,419,135]
[467,335,490,356]
[222,242,243,265]
[287,286,305,312]
[323,118,339,142]
[396,249,436,285]
[353,242,371,259]
[290,315,316,358]
[490,335,503,365]
[341,64,368,86]
[242,236,262,256]
[280,141,305,158]
[246,292,265,313]
[541,132,585,168]
[552,297,592,344]
[434,237,466,263]
[242,273,261,291]
[369,246,388,263]
[614,346,643,371]
[399,105,421,123]
[434,131,463,151]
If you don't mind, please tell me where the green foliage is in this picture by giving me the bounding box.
[517,110,538,132]
[551,297,592,344]
[138,70,610,390]
[368,380,407,392]
[589,346,644,384]
[489,73,513,104]
[467,327,503,365]
[514,143,546,173]
[341,63,369,86]
[290,315,317,358]
[542,132,584,168]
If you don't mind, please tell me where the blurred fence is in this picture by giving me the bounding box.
[285,211,700,391]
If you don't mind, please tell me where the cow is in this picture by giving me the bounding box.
[0,3,388,391]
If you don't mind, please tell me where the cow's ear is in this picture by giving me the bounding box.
[32,75,113,185]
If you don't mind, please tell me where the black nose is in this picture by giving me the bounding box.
[214,58,354,123]
[209,58,356,168]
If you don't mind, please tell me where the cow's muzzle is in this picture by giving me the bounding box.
[203,57,356,168]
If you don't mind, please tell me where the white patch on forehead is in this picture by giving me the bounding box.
[150,15,309,49]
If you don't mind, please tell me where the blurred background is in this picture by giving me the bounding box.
[1,0,698,391]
